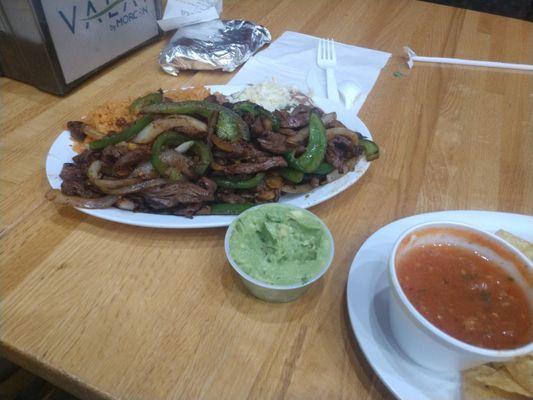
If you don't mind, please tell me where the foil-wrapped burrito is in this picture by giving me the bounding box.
[159,19,271,75]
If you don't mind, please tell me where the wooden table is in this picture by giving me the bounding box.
[1,0,532,399]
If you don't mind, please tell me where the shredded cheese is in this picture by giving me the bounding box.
[230,79,300,112]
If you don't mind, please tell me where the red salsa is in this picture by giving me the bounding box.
[397,244,532,350]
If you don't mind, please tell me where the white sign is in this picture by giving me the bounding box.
[41,0,159,83]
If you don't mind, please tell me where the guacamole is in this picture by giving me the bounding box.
[229,204,332,286]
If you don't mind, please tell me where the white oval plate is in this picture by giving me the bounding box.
[46,85,372,228]
[346,210,533,400]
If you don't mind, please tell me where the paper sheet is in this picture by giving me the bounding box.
[229,31,391,114]
[158,0,222,31]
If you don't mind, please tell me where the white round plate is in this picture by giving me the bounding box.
[346,210,533,400]
[46,85,373,228]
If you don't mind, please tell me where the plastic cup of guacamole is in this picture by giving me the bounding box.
[225,203,334,302]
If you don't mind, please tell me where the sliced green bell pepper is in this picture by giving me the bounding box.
[89,115,153,150]
[359,139,379,161]
[284,112,327,173]
[232,101,280,131]
[151,131,212,178]
[129,91,163,113]
[210,203,254,215]
[312,162,334,175]
[280,168,304,184]
[192,141,212,175]
[214,173,264,189]
[150,131,191,180]
[142,101,249,142]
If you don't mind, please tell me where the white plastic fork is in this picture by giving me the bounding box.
[317,38,340,102]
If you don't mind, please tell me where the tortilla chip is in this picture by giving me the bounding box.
[496,230,533,262]
[475,364,532,397]
[504,355,533,396]
[462,365,532,399]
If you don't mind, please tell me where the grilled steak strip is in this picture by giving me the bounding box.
[211,157,287,175]
[112,147,151,177]
[325,135,356,173]
[142,181,215,209]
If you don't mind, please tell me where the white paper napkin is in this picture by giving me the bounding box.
[229,31,391,114]
[157,0,222,32]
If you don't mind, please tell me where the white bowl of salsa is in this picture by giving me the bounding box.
[388,221,533,372]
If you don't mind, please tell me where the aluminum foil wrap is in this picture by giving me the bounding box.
[159,19,271,75]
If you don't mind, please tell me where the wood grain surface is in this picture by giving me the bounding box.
[1,0,532,399]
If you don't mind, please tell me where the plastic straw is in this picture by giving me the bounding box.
[404,47,533,71]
